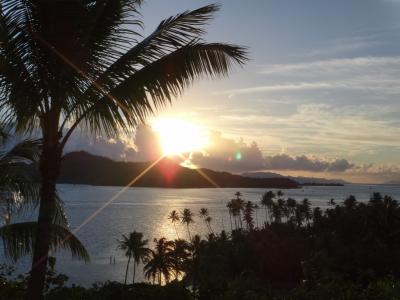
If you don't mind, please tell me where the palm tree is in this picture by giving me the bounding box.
[261,191,275,225]
[0,2,247,297]
[236,197,245,229]
[181,208,194,240]
[312,207,323,227]
[233,192,245,226]
[0,128,89,265]
[234,191,242,200]
[243,201,255,230]
[144,238,174,285]
[294,203,304,227]
[170,239,191,280]
[168,210,180,239]
[0,132,41,225]
[199,207,212,234]
[277,198,287,222]
[226,201,234,230]
[301,198,312,225]
[344,195,357,210]
[229,198,243,229]
[272,202,282,223]
[253,204,259,228]
[286,197,297,221]
[199,208,209,219]
[117,231,151,284]
[205,216,213,234]
[370,193,383,205]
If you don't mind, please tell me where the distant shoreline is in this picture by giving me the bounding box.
[58,151,300,189]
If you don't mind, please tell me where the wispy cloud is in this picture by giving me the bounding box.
[217,56,400,96]
[259,56,400,75]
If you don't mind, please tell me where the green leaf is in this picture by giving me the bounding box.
[0,222,89,262]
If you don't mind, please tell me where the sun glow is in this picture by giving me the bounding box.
[151,118,208,156]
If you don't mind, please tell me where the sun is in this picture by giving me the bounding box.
[151,118,208,156]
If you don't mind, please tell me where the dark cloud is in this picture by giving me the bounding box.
[190,132,354,173]
[64,124,162,162]
[327,158,354,172]
[133,125,162,161]
[189,131,265,172]
[264,154,354,173]
[63,128,368,177]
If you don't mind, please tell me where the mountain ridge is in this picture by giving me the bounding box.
[58,151,299,189]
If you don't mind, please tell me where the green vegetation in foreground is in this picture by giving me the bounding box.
[1,191,400,299]
[0,127,89,265]
[0,2,247,298]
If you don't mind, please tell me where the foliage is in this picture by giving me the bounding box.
[0,261,69,300]
[117,231,150,284]
[45,282,193,300]
[0,128,88,262]
[0,222,89,262]
[2,192,400,299]
[0,1,247,295]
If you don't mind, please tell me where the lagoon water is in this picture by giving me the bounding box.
[4,184,400,286]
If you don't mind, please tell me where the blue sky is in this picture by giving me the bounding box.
[69,1,400,183]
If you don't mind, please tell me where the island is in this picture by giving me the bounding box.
[58,151,299,189]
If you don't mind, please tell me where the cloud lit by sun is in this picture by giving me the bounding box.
[151,118,209,156]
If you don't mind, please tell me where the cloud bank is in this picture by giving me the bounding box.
[64,125,162,162]
[189,131,354,173]
[64,127,400,183]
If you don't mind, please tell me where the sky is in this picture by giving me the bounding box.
[68,0,400,184]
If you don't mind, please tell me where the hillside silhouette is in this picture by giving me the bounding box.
[58,151,299,189]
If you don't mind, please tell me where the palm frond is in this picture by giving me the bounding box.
[53,195,69,228]
[0,139,41,164]
[0,124,9,143]
[0,1,43,131]
[72,42,247,137]
[0,133,41,213]
[83,0,143,65]
[79,4,220,101]
[0,222,89,262]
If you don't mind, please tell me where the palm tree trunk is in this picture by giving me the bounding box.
[204,221,210,234]
[125,255,131,284]
[228,212,233,231]
[208,222,214,234]
[173,223,179,239]
[265,208,268,226]
[27,123,61,300]
[132,261,136,284]
[186,224,191,240]
[255,209,259,228]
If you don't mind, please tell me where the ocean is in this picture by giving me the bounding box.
[3,184,400,286]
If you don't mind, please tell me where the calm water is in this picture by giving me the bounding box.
[4,184,400,286]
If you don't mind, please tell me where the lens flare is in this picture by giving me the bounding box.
[151,118,208,156]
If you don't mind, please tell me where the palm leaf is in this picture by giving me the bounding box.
[52,195,69,228]
[82,0,143,64]
[61,4,224,135]
[72,4,221,117]
[89,4,219,84]
[0,222,89,262]
[0,139,41,164]
[0,1,43,130]
[0,136,41,210]
[68,42,247,139]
